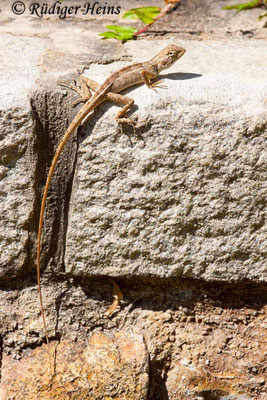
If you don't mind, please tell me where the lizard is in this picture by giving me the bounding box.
[36,44,186,367]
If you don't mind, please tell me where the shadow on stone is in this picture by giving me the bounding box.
[161,72,202,80]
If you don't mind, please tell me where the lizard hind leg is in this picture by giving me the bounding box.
[107,92,138,137]
[58,76,101,107]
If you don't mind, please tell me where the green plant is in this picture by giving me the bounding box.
[99,1,182,42]
[223,0,267,19]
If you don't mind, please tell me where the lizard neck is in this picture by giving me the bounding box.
[149,56,169,74]
[147,61,160,77]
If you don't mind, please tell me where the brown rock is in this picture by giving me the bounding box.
[0,332,149,400]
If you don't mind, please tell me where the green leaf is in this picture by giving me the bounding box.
[223,0,261,12]
[98,25,136,41]
[106,25,136,34]
[123,7,161,24]
[98,32,119,39]
[258,12,267,18]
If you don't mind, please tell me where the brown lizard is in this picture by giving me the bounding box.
[36,44,186,366]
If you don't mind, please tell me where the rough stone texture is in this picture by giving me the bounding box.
[1,279,265,400]
[0,332,149,399]
[0,33,79,278]
[0,0,266,399]
[0,106,33,278]
[0,33,45,278]
[65,39,266,281]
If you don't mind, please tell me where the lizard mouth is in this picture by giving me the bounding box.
[178,48,186,58]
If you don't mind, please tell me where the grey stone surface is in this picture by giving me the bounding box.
[0,106,33,277]
[0,34,46,278]
[65,40,267,281]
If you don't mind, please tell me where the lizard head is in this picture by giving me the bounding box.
[151,44,186,72]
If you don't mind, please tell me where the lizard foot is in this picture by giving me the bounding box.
[58,78,92,107]
[148,79,167,93]
[118,115,138,135]
[117,115,144,146]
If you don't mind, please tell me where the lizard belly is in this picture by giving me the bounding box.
[111,69,144,93]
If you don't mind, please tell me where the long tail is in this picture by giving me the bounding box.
[36,99,98,367]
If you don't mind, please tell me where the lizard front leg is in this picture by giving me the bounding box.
[140,69,167,93]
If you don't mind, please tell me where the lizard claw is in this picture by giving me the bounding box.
[148,79,167,92]
[117,113,138,126]
[129,113,138,122]
[117,114,139,140]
